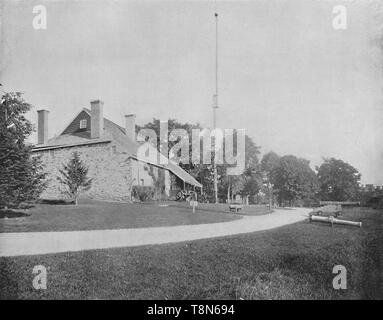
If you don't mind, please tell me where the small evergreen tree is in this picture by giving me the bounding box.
[57,152,92,205]
[0,92,47,210]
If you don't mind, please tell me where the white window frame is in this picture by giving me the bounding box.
[79,119,87,129]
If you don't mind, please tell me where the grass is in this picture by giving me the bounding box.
[0,199,242,233]
[0,210,31,219]
[0,207,381,299]
[167,202,272,216]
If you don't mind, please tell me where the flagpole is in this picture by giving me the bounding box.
[213,12,219,204]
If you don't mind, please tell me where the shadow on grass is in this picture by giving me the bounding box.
[38,199,75,205]
[167,202,271,216]
[167,203,226,214]
[0,210,31,219]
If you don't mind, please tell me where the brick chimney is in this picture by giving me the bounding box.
[37,109,49,145]
[90,100,104,139]
[124,114,136,141]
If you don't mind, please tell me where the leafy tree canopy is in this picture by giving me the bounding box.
[261,151,280,176]
[271,155,319,206]
[0,92,46,209]
[317,157,361,201]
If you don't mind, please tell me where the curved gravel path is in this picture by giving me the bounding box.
[0,208,310,257]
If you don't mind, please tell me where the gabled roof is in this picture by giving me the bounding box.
[32,107,202,188]
[166,161,202,188]
[133,143,203,189]
[32,108,137,154]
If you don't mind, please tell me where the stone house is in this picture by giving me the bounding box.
[32,100,202,201]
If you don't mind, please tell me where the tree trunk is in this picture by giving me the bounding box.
[227,183,231,204]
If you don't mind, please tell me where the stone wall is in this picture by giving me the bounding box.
[34,142,133,201]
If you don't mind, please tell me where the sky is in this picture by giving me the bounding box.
[1,0,382,184]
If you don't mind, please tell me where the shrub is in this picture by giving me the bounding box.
[132,186,156,202]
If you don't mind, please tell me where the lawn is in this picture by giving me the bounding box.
[0,207,381,299]
[0,199,242,233]
[167,202,272,216]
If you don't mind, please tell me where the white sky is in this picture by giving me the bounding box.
[1,0,382,184]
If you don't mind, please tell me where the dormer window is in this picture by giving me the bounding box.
[79,119,87,129]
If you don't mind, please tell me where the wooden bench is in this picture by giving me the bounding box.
[229,203,243,213]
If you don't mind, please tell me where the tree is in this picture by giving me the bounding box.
[317,158,361,201]
[137,118,208,193]
[229,137,261,200]
[138,119,262,202]
[260,151,280,206]
[261,151,280,176]
[57,152,92,205]
[271,155,319,206]
[359,185,383,208]
[0,92,46,210]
